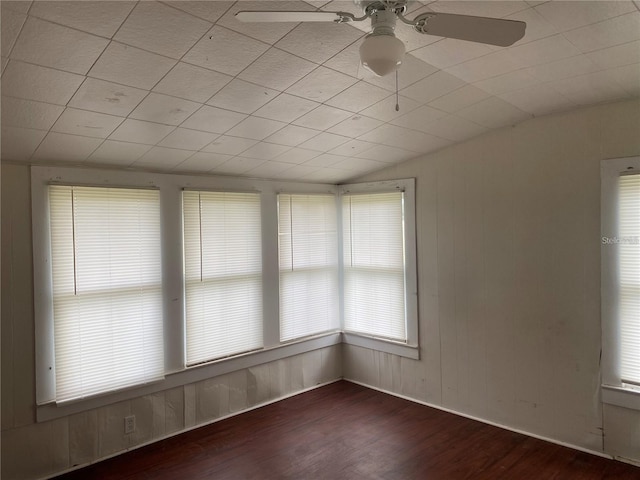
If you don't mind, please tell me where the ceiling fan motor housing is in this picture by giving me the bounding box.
[360,8,406,77]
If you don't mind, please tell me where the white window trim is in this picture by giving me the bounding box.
[338,179,419,360]
[601,156,640,411]
[32,166,339,421]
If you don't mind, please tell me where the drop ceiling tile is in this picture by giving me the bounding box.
[549,70,633,105]
[411,38,493,70]
[457,97,531,129]
[325,81,390,113]
[276,21,363,64]
[265,125,320,147]
[133,146,194,170]
[328,139,376,157]
[445,50,520,83]
[302,153,346,168]
[609,63,640,97]
[89,42,176,90]
[28,1,136,38]
[339,157,389,173]
[225,116,288,141]
[115,2,211,59]
[158,128,218,150]
[0,126,47,162]
[69,78,148,117]
[564,12,640,53]
[239,48,317,91]
[1,56,8,73]
[176,152,233,172]
[207,79,279,114]
[1,7,26,57]
[363,54,439,92]
[400,71,467,104]
[166,1,234,23]
[534,0,636,32]
[505,6,558,44]
[11,17,108,75]
[327,115,383,137]
[292,104,353,130]
[1,60,85,105]
[499,84,577,116]
[586,41,640,69]
[276,164,321,179]
[524,54,600,83]
[217,1,309,44]
[429,0,529,18]
[181,105,247,134]
[1,96,64,130]
[427,85,490,113]
[109,119,175,145]
[323,41,362,78]
[183,26,269,76]
[86,140,152,166]
[1,1,32,15]
[390,105,449,131]
[52,108,124,138]
[273,147,321,164]
[240,142,292,160]
[298,132,350,152]
[246,161,294,178]
[33,132,102,163]
[202,135,257,155]
[130,93,201,126]
[355,144,417,163]
[302,166,352,183]
[285,66,358,103]
[254,94,319,123]
[418,114,489,142]
[507,34,583,69]
[360,95,422,122]
[153,63,232,103]
[475,69,540,96]
[358,123,451,152]
[214,157,266,175]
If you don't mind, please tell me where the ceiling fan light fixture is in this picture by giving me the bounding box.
[359,33,406,77]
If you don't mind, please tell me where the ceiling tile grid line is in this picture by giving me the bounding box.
[2,0,639,182]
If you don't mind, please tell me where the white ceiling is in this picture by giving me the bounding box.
[1,0,639,183]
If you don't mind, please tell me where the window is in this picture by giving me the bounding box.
[602,156,640,410]
[278,194,339,341]
[339,179,418,356]
[48,186,164,403]
[183,191,263,365]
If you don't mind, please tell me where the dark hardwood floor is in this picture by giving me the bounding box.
[54,381,639,480]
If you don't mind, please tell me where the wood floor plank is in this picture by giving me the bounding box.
[53,381,638,480]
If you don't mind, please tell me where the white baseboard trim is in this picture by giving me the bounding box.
[42,379,342,480]
[343,378,612,461]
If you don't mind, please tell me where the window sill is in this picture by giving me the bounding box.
[602,384,640,411]
[342,332,420,359]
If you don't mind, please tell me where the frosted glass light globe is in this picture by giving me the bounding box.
[359,34,406,77]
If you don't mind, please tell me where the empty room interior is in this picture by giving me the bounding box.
[2,0,640,478]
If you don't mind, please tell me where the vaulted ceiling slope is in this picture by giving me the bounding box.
[1,1,639,183]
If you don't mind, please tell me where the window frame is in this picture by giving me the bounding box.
[32,166,340,421]
[338,179,419,359]
[601,156,640,411]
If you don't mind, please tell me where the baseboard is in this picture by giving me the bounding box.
[43,379,342,480]
[344,378,613,461]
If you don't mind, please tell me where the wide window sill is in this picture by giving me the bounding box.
[602,384,640,411]
[342,332,420,359]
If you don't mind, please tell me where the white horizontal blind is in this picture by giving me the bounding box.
[343,192,406,341]
[278,194,339,341]
[618,175,640,385]
[183,191,263,365]
[49,186,164,403]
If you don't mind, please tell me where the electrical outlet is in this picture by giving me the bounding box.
[124,415,136,434]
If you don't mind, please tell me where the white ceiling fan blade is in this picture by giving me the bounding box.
[235,11,343,23]
[417,13,526,47]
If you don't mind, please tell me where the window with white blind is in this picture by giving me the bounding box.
[183,191,263,365]
[278,194,339,341]
[48,186,164,403]
[340,179,418,353]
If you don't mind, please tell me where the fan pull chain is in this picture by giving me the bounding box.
[395,70,400,112]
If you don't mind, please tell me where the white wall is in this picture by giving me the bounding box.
[345,98,640,462]
[0,163,342,480]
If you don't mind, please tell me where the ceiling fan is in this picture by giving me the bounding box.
[236,0,526,77]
